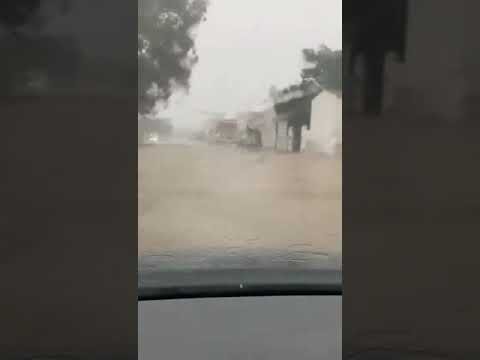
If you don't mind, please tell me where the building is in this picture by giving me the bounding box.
[304,90,342,155]
[205,116,239,143]
[235,87,341,155]
[237,103,277,149]
[271,80,322,152]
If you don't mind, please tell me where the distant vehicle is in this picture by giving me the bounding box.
[148,133,159,143]
[141,132,160,145]
[237,126,262,149]
[139,115,173,145]
[207,119,239,144]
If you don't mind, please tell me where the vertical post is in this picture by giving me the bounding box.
[274,120,278,150]
[292,125,302,153]
[287,124,290,151]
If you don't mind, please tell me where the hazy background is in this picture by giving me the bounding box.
[158,0,342,130]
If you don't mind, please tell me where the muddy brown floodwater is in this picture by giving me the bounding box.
[139,142,341,269]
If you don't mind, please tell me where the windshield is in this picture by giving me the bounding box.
[138,0,342,295]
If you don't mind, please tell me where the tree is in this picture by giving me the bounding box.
[0,1,75,95]
[138,0,209,115]
[301,44,342,93]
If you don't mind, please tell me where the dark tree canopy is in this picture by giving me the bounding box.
[0,0,77,95]
[138,0,208,114]
[301,45,342,93]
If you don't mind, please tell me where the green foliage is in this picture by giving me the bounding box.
[301,44,342,92]
[138,0,209,114]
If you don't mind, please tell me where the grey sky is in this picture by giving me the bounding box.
[159,0,342,129]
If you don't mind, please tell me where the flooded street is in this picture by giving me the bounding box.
[139,141,341,268]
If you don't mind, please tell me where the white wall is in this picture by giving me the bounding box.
[304,91,342,155]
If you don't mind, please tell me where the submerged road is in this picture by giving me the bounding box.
[139,141,342,267]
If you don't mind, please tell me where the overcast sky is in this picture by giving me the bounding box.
[159,0,342,129]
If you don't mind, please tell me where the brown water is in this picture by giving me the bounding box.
[139,143,341,268]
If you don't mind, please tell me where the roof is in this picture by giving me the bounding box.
[272,79,322,106]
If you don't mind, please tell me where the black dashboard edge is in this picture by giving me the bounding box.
[138,268,342,301]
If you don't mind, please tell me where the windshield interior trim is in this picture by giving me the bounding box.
[139,268,342,300]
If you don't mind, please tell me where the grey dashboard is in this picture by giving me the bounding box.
[139,295,341,360]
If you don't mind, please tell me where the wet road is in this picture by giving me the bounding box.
[139,142,341,268]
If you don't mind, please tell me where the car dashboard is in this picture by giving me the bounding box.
[139,295,341,360]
